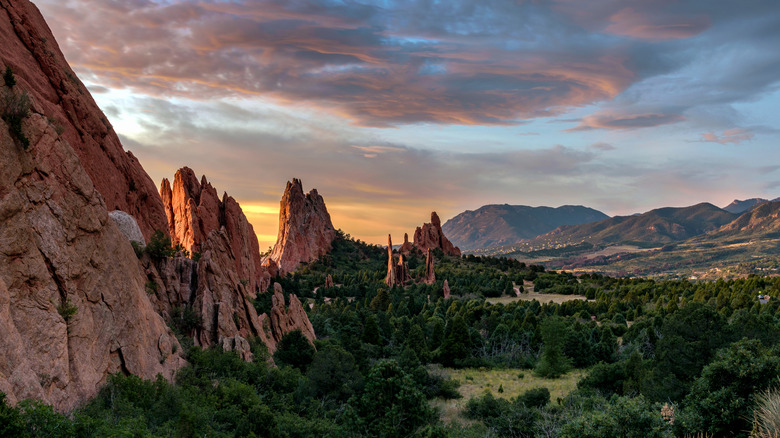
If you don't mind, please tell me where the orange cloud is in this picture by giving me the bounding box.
[606,7,710,40]
[700,128,754,145]
[568,111,685,131]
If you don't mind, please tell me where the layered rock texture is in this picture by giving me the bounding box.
[0,51,182,412]
[0,0,167,241]
[264,179,336,276]
[0,1,317,410]
[413,212,461,257]
[160,167,268,295]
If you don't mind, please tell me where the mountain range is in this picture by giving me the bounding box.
[441,204,608,250]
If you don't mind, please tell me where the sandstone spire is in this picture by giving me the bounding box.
[413,212,461,257]
[264,179,336,276]
[443,279,451,299]
[385,234,398,287]
[399,232,414,253]
[424,248,436,284]
[397,253,412,284]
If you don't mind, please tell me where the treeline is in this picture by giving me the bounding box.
[2,234,780,437]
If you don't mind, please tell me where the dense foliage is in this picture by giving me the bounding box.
[3,232,780,436]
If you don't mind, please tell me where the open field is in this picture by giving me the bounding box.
[487,292,588,305]
[431,367,586,426]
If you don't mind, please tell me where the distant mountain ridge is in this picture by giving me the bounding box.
[441,204,609,250]
[531,202,737,248]
[722,197,780,214]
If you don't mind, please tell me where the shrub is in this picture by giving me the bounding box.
[518,387,550,408]
[146,230,174,260]
[3,66,16,87]
[1,87,31,149]
[57,300,78,322]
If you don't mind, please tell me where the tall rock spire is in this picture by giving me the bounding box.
[264,178,336,276]
[385,234,398,287]
[412,212,461,256]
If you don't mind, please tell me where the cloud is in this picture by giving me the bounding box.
[568,111,685,131]
[700,128,755,145]
[590,142,616,151]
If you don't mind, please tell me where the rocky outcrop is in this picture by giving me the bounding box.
[385,235,413,287]
[413,212,461,257]
[0,0,168,241]
[399,233,414,253]
[268,283,316,352]
[443,280,451,299]
[385,234,398,287]
[0,79,182,411]
[423,249,436,285]
[263,179,336,276]
[324,274,334,289]
[160,167,268,296]
[397,253,411,284]
[109,210,146,246]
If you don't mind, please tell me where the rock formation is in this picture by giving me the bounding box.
[397,253,411,284]
[0,0,168,241]
[412,212,461,257]
[264,179,336,276]
[385,235,413,287]
[109,210,146,246]
[424,249,436,285]
[160,167,268,295]
[399,232,414,253]
[0,71,183,411]
[385,234,398,287]
[324,274,334,289]
[268,283,316,350]
[443,279,451,299]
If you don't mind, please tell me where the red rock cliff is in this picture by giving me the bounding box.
[0,46,183,414]
[0,0,168,241]
[264,179,336,276]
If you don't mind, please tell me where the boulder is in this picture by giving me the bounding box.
[108,210,146,246]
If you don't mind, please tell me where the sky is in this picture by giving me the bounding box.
[34,0,780,249]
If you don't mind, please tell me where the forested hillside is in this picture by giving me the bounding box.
[3,231,780,437]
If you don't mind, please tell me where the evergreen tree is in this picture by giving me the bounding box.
[535,318,571,378]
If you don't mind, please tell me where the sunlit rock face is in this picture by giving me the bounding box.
[263,178,336,276]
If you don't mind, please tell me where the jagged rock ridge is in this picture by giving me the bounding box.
[160,167,268,295]
[264,178,336,276]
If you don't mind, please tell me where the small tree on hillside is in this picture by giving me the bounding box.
[535,318,571,378]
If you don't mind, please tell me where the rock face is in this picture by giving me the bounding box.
[109,210,146,246]
[443,279,451,299]
[0,0,168,241]
[324,274,334,289]
[424,249,436,285]
[160,167,268,295]
[397,253,411,284]
[264,179,336,276]
[0,75,182,411]
[399,232,414,253]
[268,283,316,350]
[413,212,461,257]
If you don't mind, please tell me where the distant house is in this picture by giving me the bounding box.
[758,294,771,305]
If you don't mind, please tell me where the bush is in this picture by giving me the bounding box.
[3,66,16,87]
[273,329,315,372]
[518,387,550,408]
[1,87,30,149]
[57,300,78,322]
[146,230,174,260]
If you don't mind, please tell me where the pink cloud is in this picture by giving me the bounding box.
[568,111,685,131]
[700,128,754,144]
[606,7,710,40]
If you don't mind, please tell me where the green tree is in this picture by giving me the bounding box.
[273,330,315,371]
[682,339,780,436]
[437,315,472,367]
[306,345,361,403]
[348,360,435,437]
[535,318,571,378]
